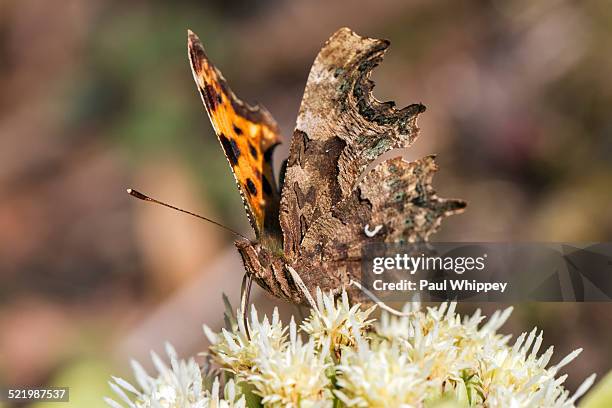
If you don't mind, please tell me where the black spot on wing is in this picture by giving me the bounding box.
[220,133,240,166]
[201,84,219,111]
[249,143,258,159]
[233,124,243,135]
[245,178,258,196]
[263,147,274,162]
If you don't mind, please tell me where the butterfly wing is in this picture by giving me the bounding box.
[188,30,282,239]
[280,28,465,258]
[300,156,466,258]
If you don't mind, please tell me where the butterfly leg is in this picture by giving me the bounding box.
[240,272,253,340]
[349,279,412,317]
[286,266,319,314]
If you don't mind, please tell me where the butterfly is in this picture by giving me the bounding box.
[187,27,465,308]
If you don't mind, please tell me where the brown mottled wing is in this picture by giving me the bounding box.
[280,28,420,254]
[300,156,466,258]
[280,28,464,258]
[188,30,281,239]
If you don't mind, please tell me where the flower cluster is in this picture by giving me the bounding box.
[105,343,245,408]
[107,289,595,407]
[301,289,375,355]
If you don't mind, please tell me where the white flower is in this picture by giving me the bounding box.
[301,289,375,355]
[247,317,333,407]
[480,329,596,407]
[107,289,596,408]
[203,305,286,379]
[335,331,428,407]
[105,343,245,408]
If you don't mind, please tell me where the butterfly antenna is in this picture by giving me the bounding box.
[126,188,249,240]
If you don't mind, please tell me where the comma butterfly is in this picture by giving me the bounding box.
[187,27,466,306]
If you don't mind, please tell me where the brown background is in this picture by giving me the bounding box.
[1,1,611,406]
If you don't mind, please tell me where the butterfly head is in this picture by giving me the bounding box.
[234,238,290,299]
[235,235,283,268]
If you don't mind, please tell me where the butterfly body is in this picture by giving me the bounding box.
[188,28,465,305]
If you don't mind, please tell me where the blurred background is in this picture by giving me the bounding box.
[1,0,611,406]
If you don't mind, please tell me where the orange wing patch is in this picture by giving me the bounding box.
[188,30,281,238]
